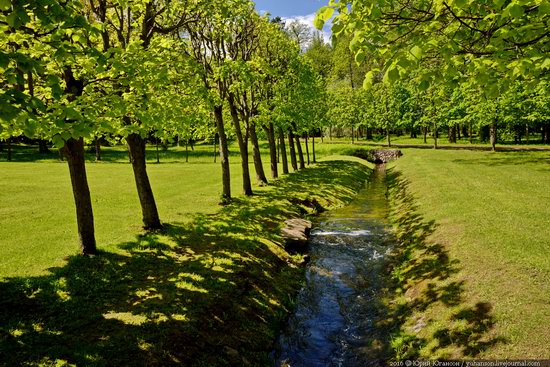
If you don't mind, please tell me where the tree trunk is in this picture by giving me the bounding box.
[448,125,457,143]
[62,138,96,255]
[94,137,101,161]
[423,127,428,144]
[305,133,310,165]
[295,134,306,170]
[433,121,438,149]
[0,140,3,152]
[264,123,278,179]
[312,134,316,163]
[127,133,162,230]
[185,141,189,163]
[351,126,355,144]
[250,121,268,185]
[7,138,12,161]
[213,109,230,200]
[525,124,530,145]
[469,123,473,144]
[155,138,160,163]
[39,139,50,154]
[366,127,373,140]
[490,122,497,151]
[288,129,298,171]
[543,124,549,144]
[279,128,289,174]
[457,124,461,140]
[329,125,332,141]
[387,128,391,147]
[228,98,253,196]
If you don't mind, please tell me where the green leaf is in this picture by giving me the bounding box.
[363,71,375,89]
[508,4,524,18]
[355,50,366,63]
[314,6,334,29]
[453,0,468,8]
[410,45,423,60]
[0,0,11,11]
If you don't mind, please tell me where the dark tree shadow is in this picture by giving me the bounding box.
[0,161,370,366]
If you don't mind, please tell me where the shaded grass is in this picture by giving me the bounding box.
[385,149,550,359]
[0,159,371,366]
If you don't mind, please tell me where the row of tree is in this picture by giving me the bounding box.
[0,0,326,254]
[313,0,549,149]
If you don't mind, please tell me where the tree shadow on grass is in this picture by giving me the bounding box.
[0,161,369,366]
[384,170,506,359]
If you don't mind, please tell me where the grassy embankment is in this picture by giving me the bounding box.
[385,148,550,359]
[0,141,371,365]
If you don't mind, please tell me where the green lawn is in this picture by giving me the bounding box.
[386,148,550,359]
[0,142,373,365]
[1,141,549,362]
[0,142,354,277]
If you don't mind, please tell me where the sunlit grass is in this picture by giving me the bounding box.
[0,145,372,365]
[387,149,550,359]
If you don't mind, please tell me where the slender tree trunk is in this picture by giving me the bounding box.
[312,134,316,163]
[279,128,289,174]
[213,108,230,200]
[0,140,3,152]
[305,133,310,165]
[228,98,253,196]
[62,138,96,255]
[295,134,306,170]
[7,138,12,161]
[469,122,473,144]
[351,126,355,144]
[127,133,162,229]
[185,141,189,163]
[490,122,497,151]
[250,121,268,185]
[155,138,160,163]
[95,137,101,161]
[39,139,50,154]
[329,125,332,141]
[457,124,461,140]
[288,129,298,171]
[387,128,391,147]
[423,127,428,144]
[525,124,530,145]
[543,124,549,144]
[433,121,438,149]
[277,136,280,163]
[264,123,278,179]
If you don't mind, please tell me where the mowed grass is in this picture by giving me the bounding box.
[386,149,550,359]
[0,142,351,277]
[0,141,373,365]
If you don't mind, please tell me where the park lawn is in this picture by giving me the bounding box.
[386,148,550,359]
[0,145,373,366]
[0,141,345,277]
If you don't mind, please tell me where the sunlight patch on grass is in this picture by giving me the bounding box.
[103,311,148,326]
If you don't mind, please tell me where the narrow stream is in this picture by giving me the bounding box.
[272,165,394,367]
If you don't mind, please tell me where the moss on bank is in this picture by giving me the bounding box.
[0,159,371,366]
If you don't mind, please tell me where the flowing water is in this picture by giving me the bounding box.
[272,165,394,367]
